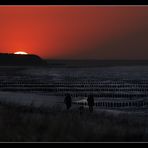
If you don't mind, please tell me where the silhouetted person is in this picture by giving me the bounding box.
[87,94,94,112]
[64,94,72,110]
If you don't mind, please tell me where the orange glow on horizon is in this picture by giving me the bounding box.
[14,51,28,55]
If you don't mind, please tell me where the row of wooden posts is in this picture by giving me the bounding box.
[1,86,148,92]
[55,93,148,98]
[1,80,148,84]
[73,100,147,108]
[0,88,147,98]
[1,84,148,89]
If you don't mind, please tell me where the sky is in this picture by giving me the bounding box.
[0,6,148,60]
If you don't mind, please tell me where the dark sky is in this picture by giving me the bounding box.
[0,6,148,59]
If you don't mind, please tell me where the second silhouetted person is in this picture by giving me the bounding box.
[64,94,72,110]
[87,94,95,112]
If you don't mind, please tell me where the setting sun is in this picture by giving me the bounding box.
[14,51,28,55]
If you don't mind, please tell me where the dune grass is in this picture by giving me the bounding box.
[0,102,147,142]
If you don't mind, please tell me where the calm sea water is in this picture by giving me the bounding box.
[1,60,148,83]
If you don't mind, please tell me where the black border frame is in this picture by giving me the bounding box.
[0,0,148,5]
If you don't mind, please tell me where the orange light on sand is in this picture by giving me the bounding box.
[14,51,28,55]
